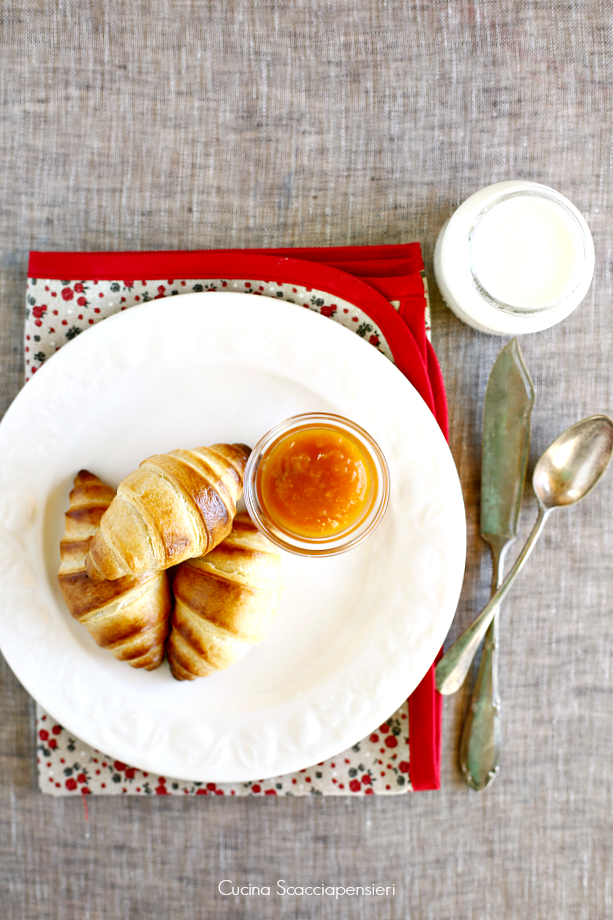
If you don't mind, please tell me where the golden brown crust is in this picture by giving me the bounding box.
[58,470,172,670]
[167,512,283,680]
[85,443,251,580]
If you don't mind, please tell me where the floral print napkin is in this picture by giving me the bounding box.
[25,245,441,795]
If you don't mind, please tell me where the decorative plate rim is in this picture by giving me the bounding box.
[0,293,465,782]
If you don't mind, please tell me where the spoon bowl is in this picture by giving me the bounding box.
[533,415,613,509]
[436,414,613,695]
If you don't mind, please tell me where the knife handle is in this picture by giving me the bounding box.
[458,545,506,791]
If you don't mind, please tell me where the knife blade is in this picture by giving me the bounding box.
[459,338,534,790]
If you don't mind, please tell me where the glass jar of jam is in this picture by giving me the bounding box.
[243,413,390,556]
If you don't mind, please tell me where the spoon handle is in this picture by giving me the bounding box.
[435,505,550,696]
[459,543,506,791]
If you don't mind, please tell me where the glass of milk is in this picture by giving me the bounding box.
[434,181,594,334]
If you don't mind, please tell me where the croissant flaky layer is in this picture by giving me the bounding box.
[85,443,251,581]
[58,470,172,670]
[167,512,284,680]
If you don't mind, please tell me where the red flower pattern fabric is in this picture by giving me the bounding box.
[36,707,410,797]
[24,276,407,380]
[24,246,440,796]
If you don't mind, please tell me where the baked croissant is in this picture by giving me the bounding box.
[167,512,283,680]
[58,470,172,670]
[85,443,251,581]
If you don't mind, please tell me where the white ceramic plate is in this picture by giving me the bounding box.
[0,293,465,782]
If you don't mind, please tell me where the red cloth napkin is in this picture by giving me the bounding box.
[27,243,447,791]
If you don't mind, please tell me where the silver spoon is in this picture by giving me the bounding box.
[436,415,613,696]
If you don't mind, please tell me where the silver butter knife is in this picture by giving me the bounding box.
[459,338,534,791]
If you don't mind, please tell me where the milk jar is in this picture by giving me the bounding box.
[434,181,594,334]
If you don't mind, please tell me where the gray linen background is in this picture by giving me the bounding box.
[2,2,613,918]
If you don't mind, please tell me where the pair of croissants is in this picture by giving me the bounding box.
[57,444,283,679]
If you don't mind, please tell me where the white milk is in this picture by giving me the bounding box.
[434,181,594,335]
[470,195,585,311]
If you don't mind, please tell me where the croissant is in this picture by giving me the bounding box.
[167,512,283,680]
[58,470,172,670]
[85,443,251,581]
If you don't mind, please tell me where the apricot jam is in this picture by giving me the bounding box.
[256,426,377,538]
